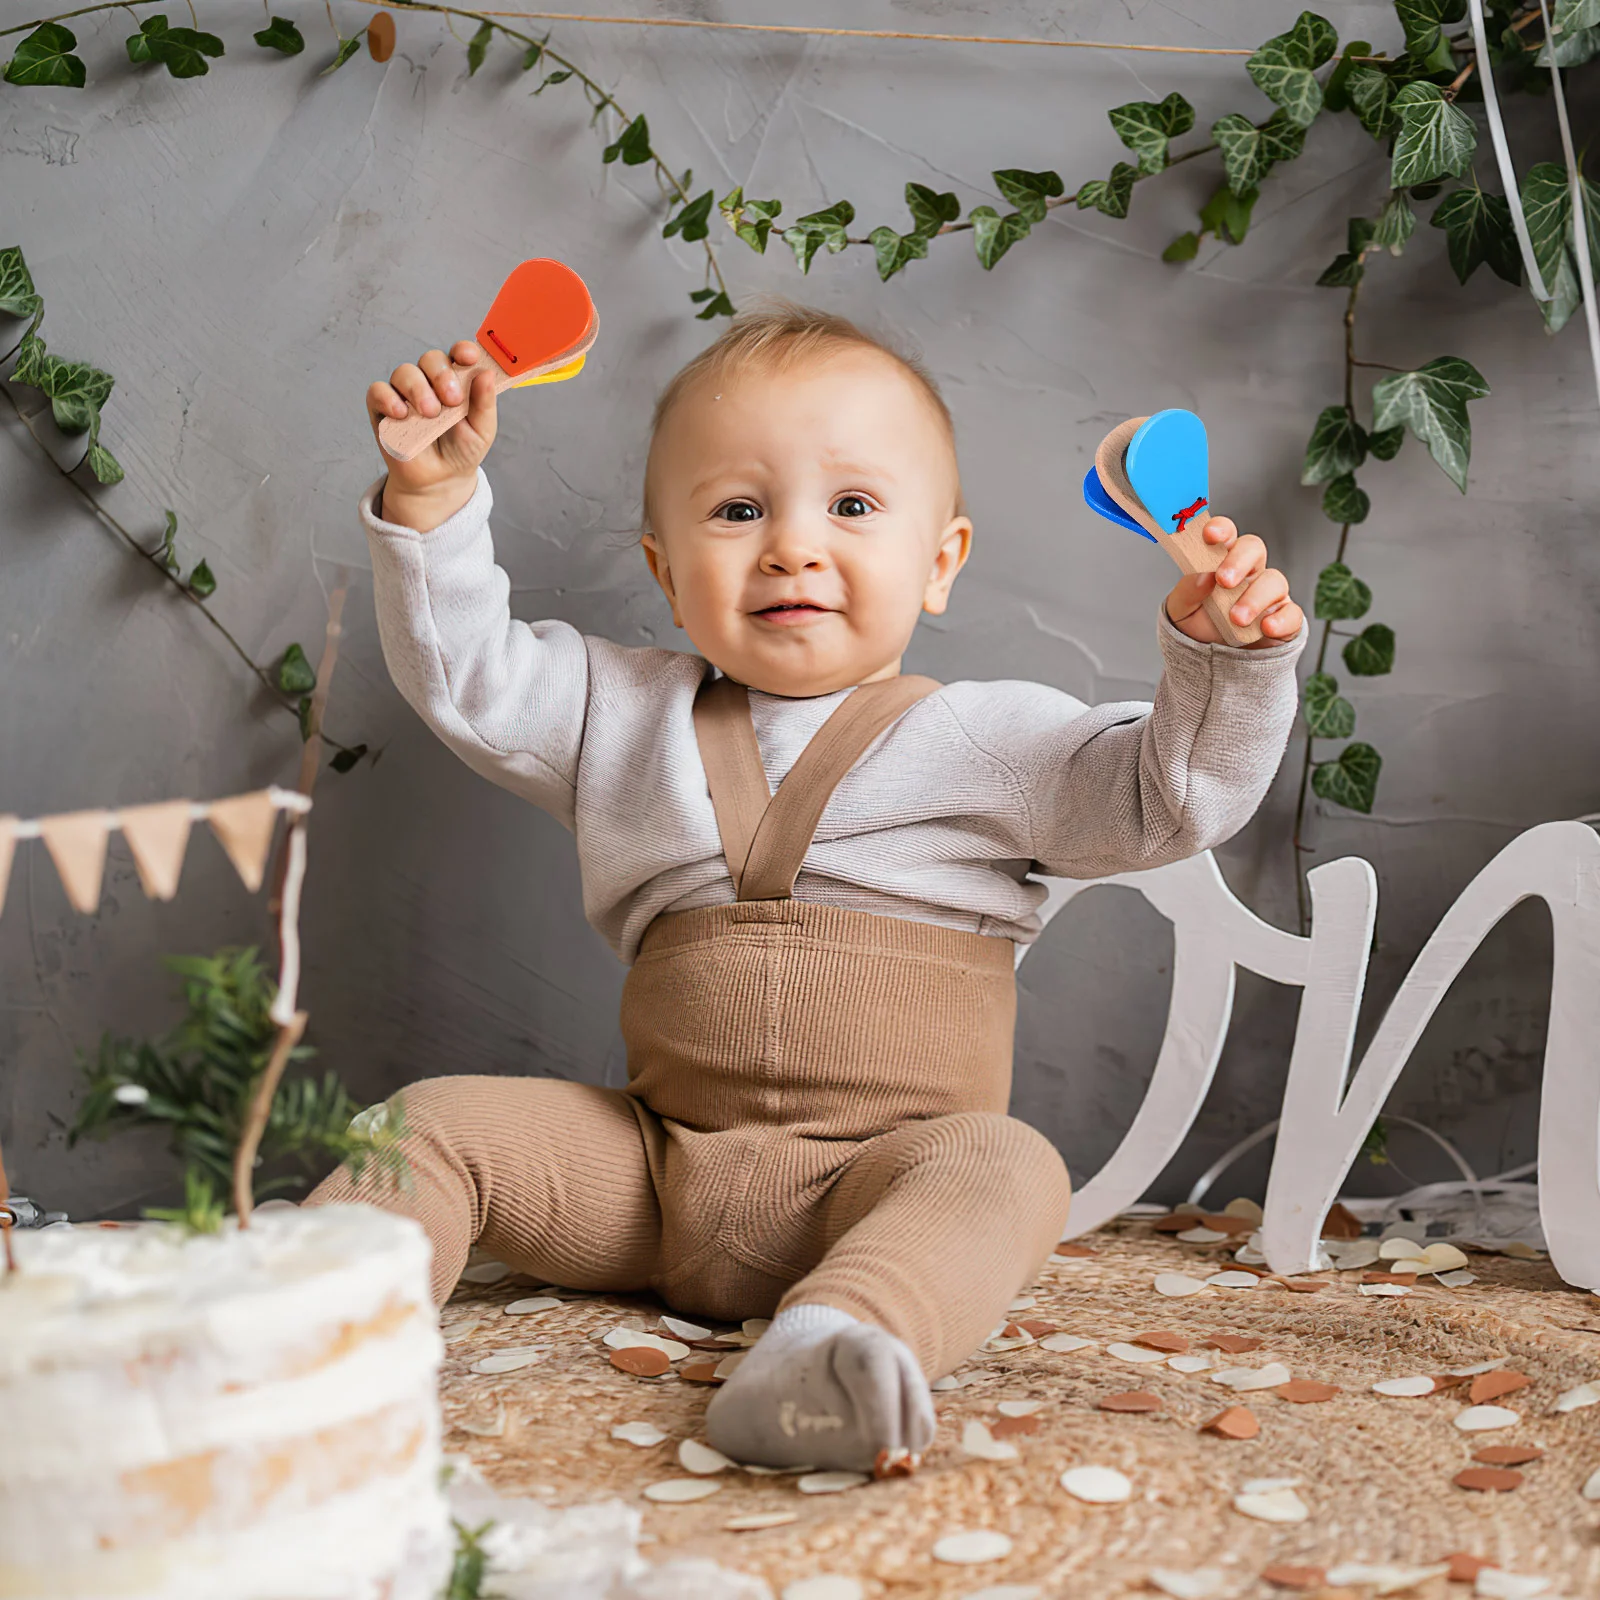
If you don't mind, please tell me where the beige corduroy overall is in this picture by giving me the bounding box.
[311,670,1074,1379]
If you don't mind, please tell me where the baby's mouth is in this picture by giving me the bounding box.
[754,601,833,618]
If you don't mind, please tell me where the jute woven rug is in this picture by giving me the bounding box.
[438,1218,1600,1598]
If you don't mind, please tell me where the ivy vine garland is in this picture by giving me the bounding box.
[2,1,1595,926]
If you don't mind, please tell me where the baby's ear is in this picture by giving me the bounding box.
[922,515,973,615]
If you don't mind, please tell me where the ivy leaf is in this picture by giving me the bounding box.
[128,17,225,79]
[4,22,87,87]
[521,42,543,71]
[718,187,782,253]
[1313,742,1382,812]
[781,201,855,272]
[1431,185,1521,284]
[253,17,304,55]
[1259,109,1310,165]
[969,206,1031,268]
[1323,39,1373,111]
[1211,114,1305,198]
[1370,356,1489,491]
[1108,92,1196,174]
[662,189,714,242]
[1246,11,1339,128]
[1395,0,1467,58]
[1321,474,1371,524]
[154,510,180,575]
[1303,672,1357,739]
[125,14,166,63]
[1343,622,1396,676]
[1345,66,1399,139]
[1198,182,1259,245]
[12,330,48,387]
[1537,22,1600,63]
[1163,231,1202,263]
[1554,0,1600,29]
[186,559,216,599]
[693,290,735,320]
[602,114,652,166]
[466,21,493,75]
[904,182,960,237]
[1368,423,1404,459]
[532,68,572,93]
[1301,405,1367,484]
[0,245,42,326]
[277,643,317,695]
[1521,162,1600,332]
[1390,82,1477,189]
[1314,560,1373,619]
[1317,250,1365,287]
[1075,162,1137,218]
[321,36,362,75]
[868,226,930,281]
[1372,193,1416,255]
[329,743,369,774]
[16,346,115,435]
[87,433,124,485]
[993,168,1064,224]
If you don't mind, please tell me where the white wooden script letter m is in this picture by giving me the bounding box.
[1035,822,1600,1292]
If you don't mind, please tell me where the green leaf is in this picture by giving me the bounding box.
[1317,250,1366,287]
[1302,405,1367,484]
[128,17,225,79]
[904,182,960,237]
[87,437,124,485]
[993,168,1064,224]
[154,510,180,575]
[1390,82,1477,189]
[1521,163,1600,332]
[466,20,493,75]
[1258,109,1310,166]
[186,559,216,599]
[693,290,735,320]
[1211,114,1306,198]
[602,113,652,166]
[1554,0,1600,29]
[1075,162,1138,219]
[1321,474,1371,524]
[1246,10,1339,128]
[297,695,315,741]
[1323,39,1373,111]
[253,16,304,54]
[1312,741,1383,812]
[1108,92,1196,174]
[688,288,717,302]
[1368,424,1404,460]
[321,35,362,75]
[1370,356,1489,491]
[521,42,543,71]
[125,13,166,63]
[781,201,855,272]
[1395,0,1467,58]
[969,205,1031,268]
[4,22,87,87]
[1303,671,1357,738]
[1345,66,1399,139]
[1372,192,1416,255]
[329,743,369,775]
[868,225,930,281]
[718,187,783,253]
[1343,622,1396,676]
[662,189,714,242]
[277,643,317,695]
[1536,23,1600,64]
[0,245,42,324]
[12,330,47,387]
[533,68,572,92]
[1431,185,1521,284]
[1198,182,1259,245]
[1163,230,1202,263]
[15,343,115,435]
[1314,560,1373,619]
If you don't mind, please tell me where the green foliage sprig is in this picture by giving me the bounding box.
[70,946,408,1232]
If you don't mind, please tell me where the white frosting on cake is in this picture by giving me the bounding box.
[0,1205,450,1600]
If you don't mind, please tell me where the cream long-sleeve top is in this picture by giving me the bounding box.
[362,468,1307,964]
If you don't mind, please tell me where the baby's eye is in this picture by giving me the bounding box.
[714,500,762,523]
[831,494,874,519]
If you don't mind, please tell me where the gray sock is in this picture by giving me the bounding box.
[703,1303,936,1473]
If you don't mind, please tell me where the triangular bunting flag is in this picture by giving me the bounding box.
[120,800,193,901]
[0,816,16,919]
[207,792,279,892]
[39,810,113,914]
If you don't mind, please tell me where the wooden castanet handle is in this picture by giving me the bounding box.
[376,351,512,463]
[1163,511,1262,647]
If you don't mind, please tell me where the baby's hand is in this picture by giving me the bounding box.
[366,340,498,530]
[1163,517,1303,647]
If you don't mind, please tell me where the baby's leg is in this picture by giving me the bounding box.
[705,1112,1071,1472]
[306,1074,661,1307]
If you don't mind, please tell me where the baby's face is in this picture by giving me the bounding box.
[641,348,971,698]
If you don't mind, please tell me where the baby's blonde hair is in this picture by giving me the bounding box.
[642,299,964,534]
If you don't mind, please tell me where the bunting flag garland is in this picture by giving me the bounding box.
[38,811,113,915]
[118,800,194,901]
[206,792,280,894]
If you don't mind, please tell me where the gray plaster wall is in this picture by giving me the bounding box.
[2,2,1595,1221]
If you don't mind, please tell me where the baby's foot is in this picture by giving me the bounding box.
[703,1303,935,1474]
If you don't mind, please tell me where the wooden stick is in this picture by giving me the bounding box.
[232,1011,309,1226]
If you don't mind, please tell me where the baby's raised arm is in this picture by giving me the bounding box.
[360,341,587,829]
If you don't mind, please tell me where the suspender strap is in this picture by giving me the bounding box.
[692,669,941,902]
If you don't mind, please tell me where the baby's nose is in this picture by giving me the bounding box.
[759,524,829,572]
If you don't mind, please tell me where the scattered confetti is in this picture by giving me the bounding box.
[611,1422,668,1447]
[1445,1555,1496,1583]
[1373,1375,1436,1397]
[932,1375,961,1391]
[1224,1197,1264,1221]
[1261,1565,1326,1591]
[745,1463,815,1476]
[604,1328,691,1360]
[1212,1363,1293,1391]
[1437,1269,1478,1287]
[797,1471,869,1494]
[470,1345,548,1374]
[1205,1271,1261,1290]
[1168,1353,1216,1374]
[1271,1277,1330,1293]
[726,1511,800,1531]
[1015,1319,1059,1338]
[990,1413,1041,1439]
[679,1439,736,1475]
[1363,1271,1419,1286]
[1326,1239,1382,1270]
[1108,1341,1171,1364]
[997,1398,1045,1417]
[1205,1334,1263,1354]
[1455,1467,1524,1492]
[1276,1379,1338,1404]
[1052,1241,1098,1258]
[1581,1467,1600,1501]
[1417,1243,1470,1273]
[743,1318,772,1338]
[1469,1371,1531,1404]
[1454,1404,1520,1431]
[456,1406,506,1437]
[1378,1237,1424,1261]
[1359,1283,1413,1297]
[1202,1406,1259,1440]
[962,1420,1020,1462]
[1040,1333,1094,1354]
[1152,1214,1200,1234]
[874,1446,919,1478]
[1099,1390,1162,1413]
[1132,1330,1190,1353]
[1007,1294,1037,1312]
[1500,1240,1544,1259]
[1553,1380,1600,1413]
[713,1352,748,1379]
[1474,1571,1551,1599]
[459,1260,510,1284]
[1060,1465,1131,1503]
[1474,1444,1542,1465]
[1327,1562,1451,1592]
[1178,1227,1231,1244]
[781,1578,862,1600]
[611,1347,671,1377]
[1448,1358,1509,1377]
[1147,1569,1227,1600]
[933,1531,1014,1566]
[504,1296,563,1316]
[1232,1485,1308,1524]
[660,1315,716,1340]
[678,1359,723,1384]
[1154,1273,1209,1298]
[642,1478,722,1502]
[443,1319,483,1345]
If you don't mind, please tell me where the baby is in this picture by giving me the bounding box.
[311,303,1305,1475]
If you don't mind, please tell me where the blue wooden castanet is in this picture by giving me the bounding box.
[1125,409,1210,537]
[1082,464,1155,541]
